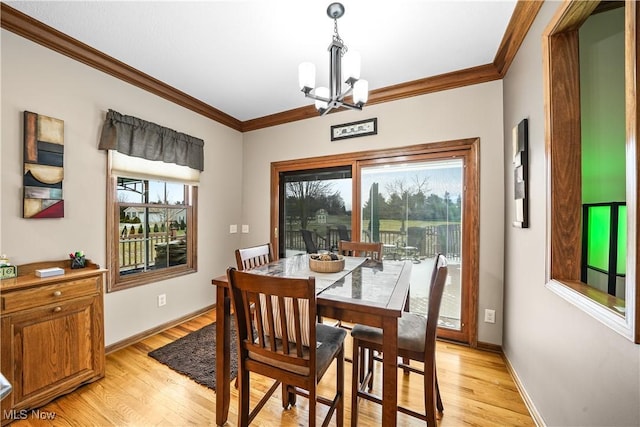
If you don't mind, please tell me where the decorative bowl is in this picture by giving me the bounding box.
[309,253,345,273]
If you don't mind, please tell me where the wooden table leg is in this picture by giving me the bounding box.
[216,286,231,426]
[381,316,398,427]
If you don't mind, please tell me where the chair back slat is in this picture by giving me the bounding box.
[276,295,290,352]
[338,240,383,261]
[291,299,304,357]
[265,294,279,352]
[235,243,274,271]
[252,292,266,348]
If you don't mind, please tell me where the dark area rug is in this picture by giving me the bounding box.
[148,320,238,391]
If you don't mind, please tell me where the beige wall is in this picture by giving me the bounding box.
[242,81,506,345]
[0,30,244,346]
[502,2,640,425]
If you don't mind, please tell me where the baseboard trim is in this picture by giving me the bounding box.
[476,341,503,353]
[105,304,215,355]
[502,352,546,427]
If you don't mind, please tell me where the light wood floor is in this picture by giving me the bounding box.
[11,310,534,426]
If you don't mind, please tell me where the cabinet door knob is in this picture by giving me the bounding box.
[53,290,62,297]
[53,306,62,312]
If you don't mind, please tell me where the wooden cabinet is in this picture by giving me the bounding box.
[0,260,106,425]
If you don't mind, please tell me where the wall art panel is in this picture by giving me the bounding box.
[23,111,64,218]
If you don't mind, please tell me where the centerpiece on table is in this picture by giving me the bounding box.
[309,253,345,273]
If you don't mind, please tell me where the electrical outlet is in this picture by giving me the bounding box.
[158,294,167,307]
[229,224,238,233]
[484,309,496,323]
[241,224,249,233]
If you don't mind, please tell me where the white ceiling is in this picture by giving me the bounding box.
[6,1,517,122]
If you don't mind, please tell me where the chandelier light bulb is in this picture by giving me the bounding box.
[314,87,330,110]
[353,79,369,105]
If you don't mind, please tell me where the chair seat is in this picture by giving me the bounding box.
[250,324,347,376]
[351,312,426,353]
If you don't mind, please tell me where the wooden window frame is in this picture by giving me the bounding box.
[270,139,480,346]
[105,175,198,292]
[543,0,639,343]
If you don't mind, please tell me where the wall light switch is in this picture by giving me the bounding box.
[241,224,249,233]
[229,224,238,233]
[484,309,496,324]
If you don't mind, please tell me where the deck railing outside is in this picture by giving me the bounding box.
[119,231,184,272]
[286,225,461,261]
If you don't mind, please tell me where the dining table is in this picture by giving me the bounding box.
[211,254,412,426]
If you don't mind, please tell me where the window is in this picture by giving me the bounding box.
[544,1,639,342]
[107,175,197,291]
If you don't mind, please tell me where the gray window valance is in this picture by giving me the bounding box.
[99,109,204,171]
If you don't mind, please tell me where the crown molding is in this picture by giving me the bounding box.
[1,1,541,133]
[493,0,544,77]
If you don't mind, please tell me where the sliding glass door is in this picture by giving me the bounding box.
[271,140,478,345]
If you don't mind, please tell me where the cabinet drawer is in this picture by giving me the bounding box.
[1,277,100,314]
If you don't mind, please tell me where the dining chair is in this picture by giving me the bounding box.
[336,225,350,242]
[235,242,274,271]
[227,267,346,427]
[350,254,448,426]
[233,243,274,389]
[337,241,383,261]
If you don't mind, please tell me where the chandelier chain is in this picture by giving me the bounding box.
[332,18,348,56]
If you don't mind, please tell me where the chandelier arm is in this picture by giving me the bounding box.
[336,86,354,101]
[304,89,358,106]
[319,101,363,116]
[302,91,332,103]
[340,102,363,111]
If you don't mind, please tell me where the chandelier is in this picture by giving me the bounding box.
[298,2,369,115]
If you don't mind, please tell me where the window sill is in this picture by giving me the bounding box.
[107,265,196,292]
[546,279,633,341]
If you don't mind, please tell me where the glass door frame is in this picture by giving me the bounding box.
[270,139,480,346]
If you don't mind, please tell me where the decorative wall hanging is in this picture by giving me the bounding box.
[23,111,64,218]
[331,118,377,141]
[512,118,529,228]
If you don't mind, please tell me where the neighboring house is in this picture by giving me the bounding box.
[315,209,327,224]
